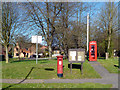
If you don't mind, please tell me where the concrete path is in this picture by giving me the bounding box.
[89,62,118,88]
[1,61,119,89]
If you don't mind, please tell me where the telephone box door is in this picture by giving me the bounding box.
[89,41,97,61]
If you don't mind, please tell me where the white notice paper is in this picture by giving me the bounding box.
[78,56,81,61]
[70,51,76,61]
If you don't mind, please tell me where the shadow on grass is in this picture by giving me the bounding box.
[3,67,35,90]
[68,64,82,71]
[97,57,105,59]
[119,57,120,69]
[114,65,119,68]
[2,66,56,89]
[10,59,48,63]
[114,57,120,68]
[44,68,54,71]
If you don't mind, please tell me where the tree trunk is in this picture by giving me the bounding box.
[107,27,112,58]
[5,46,9,63]
[106,52,109,60]
[99,53,100,57]
[49,42,52,60]
[107,35,111,51]
[64,43,68,59]
[18,47,20,60]
[64,50,68,59]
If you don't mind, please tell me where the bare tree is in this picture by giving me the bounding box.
[54,2,91,58]
[0,2,21,63]
[96,2,118,57]
[23,2,62,59]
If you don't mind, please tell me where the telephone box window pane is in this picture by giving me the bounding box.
[91,45,95,55]
[91,45,95,50]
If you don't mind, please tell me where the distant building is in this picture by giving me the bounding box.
[13,43,48,58]
[0,44,13,57]
[53,50,60,54]
[52,46,62,57]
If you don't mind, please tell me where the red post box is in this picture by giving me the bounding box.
[89,41,97,61]
[56,55,63,77]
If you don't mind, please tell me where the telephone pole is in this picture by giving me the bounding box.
[87,13,89,60]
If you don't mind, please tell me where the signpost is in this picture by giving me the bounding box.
[68,48,85,74]
[32,35,42,64]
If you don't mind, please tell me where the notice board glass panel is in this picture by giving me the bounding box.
[69,51,76,61]
[77,51,84,61]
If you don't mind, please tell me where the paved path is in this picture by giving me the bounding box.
[89,62,118,88]
[1,61,119,89]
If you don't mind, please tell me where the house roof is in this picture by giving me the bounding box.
[21,48,30,53]
[40,46,48,49]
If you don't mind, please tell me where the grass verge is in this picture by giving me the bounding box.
[97,57,118,73]
[2,83,112,88]
[2,59,101,79]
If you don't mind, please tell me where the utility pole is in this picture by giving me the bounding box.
[87,13,89,60]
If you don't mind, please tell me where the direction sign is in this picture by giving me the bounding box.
[31,36,42,43]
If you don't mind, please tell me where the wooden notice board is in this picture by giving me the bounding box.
[68,49,85,63]
[68,48,85,74]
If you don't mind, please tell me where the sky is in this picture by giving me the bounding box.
[1,1,119,46]
[1,0,119,2]
[18,2,118,45]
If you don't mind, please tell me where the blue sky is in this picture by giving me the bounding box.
[13,2,118,46]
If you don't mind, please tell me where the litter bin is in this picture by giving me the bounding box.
[56,55,63,77]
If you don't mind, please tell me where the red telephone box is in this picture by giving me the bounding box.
[89,41,97,61]
[56,55,63,77]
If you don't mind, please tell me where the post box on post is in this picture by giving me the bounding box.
[56,55,63,77]
[89,41,97,61]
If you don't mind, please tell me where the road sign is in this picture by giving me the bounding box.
[31,36,42,43]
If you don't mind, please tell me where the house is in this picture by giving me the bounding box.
[13,43,48,58]
[52,46,61,57]
[53,50,60,54]
[14,43,35,58]
[40,46,48,52]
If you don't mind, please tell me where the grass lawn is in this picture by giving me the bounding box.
[2,83,112,88]
[2,59,101,79]
[97,57,119,73]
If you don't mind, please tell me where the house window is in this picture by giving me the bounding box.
[16,53,19,56]
[16,48,18,51]
[56,51,57,54]
[26,48,28,50]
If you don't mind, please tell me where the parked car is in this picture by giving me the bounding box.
[30,54,45,58]
[0,55,5,61]
[8,55,13,58]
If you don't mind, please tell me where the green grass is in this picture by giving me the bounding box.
[97,57,119,73]
[2,83,112,88]
[2,59,101,79]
